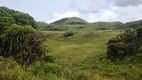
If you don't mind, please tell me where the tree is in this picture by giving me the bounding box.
[0,6,37,29]
[0,7,43,66]
[107,29,139,62]
[0,24,45,66]
[12,13,37,28]
[0,9,15,31]
[137,26,142,37]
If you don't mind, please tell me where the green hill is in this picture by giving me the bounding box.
[51,17,89,25]
[91,22,123,30]
[47,18,124,31]
[123,20,142,28]
[37,21,48,30]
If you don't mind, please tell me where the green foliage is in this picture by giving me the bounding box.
[0,24,45,66]
[136,26,142,37]
[123,20,142,28]
[107,42,126,60]
[0,56,40,80]
[12,12,37,28]
[92,22,123,30]
[0,8,15,33]
[43,63,61,75]
[138,46,142,53]
[63,31,74,37]
[0,6,37,28]
[42,30,142,80]
[68,22,87,25]
[107,29,140,62]
[31,61,61,76]
[43,55,56,63]
[44,26,61,31]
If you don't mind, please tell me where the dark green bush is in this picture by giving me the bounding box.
[0,6,37,29]
[138,46,142,53]
[0,8,15,27]
[107,29,140,62]
[43,55,56,63]
[12,12,37,28]
[0,24,45,66]
[0,73,2,80]
[107,42,127,61]
[137,26,142,37]
[63,32,74,37]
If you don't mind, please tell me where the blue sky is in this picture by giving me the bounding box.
[1,0,142,23]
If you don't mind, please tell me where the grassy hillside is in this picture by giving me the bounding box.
[37,21,48,30]
[51,17,89,25]
[123,19,142,28]
[42,18,124,31]
[91,22,123,30]
[43,18,142,31]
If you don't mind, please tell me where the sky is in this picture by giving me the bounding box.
[1,0,142,23]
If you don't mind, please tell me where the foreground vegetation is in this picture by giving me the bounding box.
[1,6,142,80]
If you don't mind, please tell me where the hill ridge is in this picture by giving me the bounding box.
[51,17,89,25]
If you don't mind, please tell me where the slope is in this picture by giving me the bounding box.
[51,17,89,25]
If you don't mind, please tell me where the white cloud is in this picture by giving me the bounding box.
[71,0,142,13]
[86,4,142,23]
[54,11,80,19]
[87,9,117,22]
[70,0,109,13]
[112,0,142,7]
[69,0,142,23]
[47,0,142,23]
[47,11,80,23]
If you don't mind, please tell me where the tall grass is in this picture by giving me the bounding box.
[42,30,141,80]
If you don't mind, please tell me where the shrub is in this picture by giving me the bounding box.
[63,32,74,38]
[0,24,45,66]
[43,55,56,63]
[2,66,40,80]
[137,26,142,37]
[0,7,37,29]
[0,8,15,27]
[0,56,40,80]
[31,62,61,76]
[138,46,142,53]
[107,42,127,61]
[43,63,61,75]
[107,29,140,62]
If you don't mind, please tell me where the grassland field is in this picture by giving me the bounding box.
[43,30,121,65]
[39,29,142,80]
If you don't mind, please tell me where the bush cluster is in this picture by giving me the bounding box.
[0,24,45,66]
[63,31,74,38]
[107,28,142,62]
